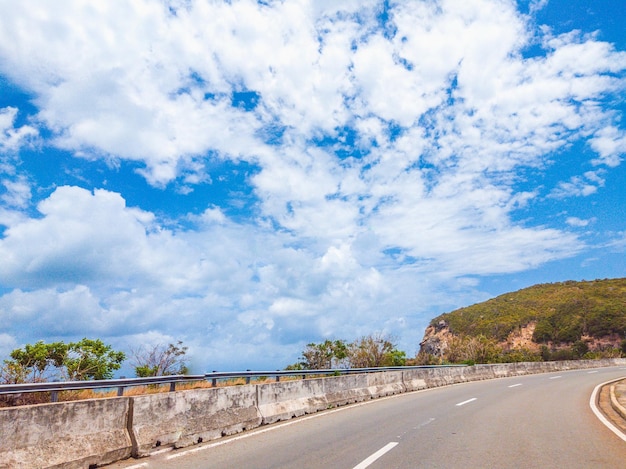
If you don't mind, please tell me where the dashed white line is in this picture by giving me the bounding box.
[456,397,477,406]
[508,383,522,388]
[549,376,562,380]
[588,370,598,374]
[353,442,399,469]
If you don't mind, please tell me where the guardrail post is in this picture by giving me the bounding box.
[117,386,124,397]
[212,378,217,387]
[170,382,176,392]
[50,391,58,403]
[276,375,280,382]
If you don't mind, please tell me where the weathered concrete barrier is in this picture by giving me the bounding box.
[130,385,261,457]
[257,371,407,424]
[323,374,370,408]
[2,358,625,468]
[0,397,131,469]
[366,370,405,397]
[257,378,327,424]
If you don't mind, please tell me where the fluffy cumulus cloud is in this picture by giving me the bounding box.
[0,0,624,370]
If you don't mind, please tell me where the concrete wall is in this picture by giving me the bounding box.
[130,385,261,457]
[257,378,327,424]
[323,374,370,408]
[1,357,625,468]
[0,397,131,469]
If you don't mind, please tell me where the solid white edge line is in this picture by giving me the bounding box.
[456,397,477,406]
[166,391,412,460]
[352,442,399,469]
[589,378,626,443]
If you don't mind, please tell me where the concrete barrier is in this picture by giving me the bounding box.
[2,357,625,468]
[257,378,328,424]
[366,371,405,398]
[404,365,478,391]
[323,374,370,408]
[130,385,261,457]
[0,397,131,469]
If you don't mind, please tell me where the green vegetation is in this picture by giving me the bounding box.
[431,278,626,343]
[1,338,125,383]
[287,333,406,370]
[1,338,191,385]
[420,278,626,364]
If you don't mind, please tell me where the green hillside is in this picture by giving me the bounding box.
[430,278,626,344]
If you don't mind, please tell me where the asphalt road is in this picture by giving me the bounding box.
[111,366,626,469]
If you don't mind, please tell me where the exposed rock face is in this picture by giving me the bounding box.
[419,319,624,356]
[503,321,539,352]
[580,333,624,351]
[419,320,455,357]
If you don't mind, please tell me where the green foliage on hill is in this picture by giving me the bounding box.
[430,278,626,344]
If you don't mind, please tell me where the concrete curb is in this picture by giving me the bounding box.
[609,380,626,421]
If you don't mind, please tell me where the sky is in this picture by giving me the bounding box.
[0,0,624,374]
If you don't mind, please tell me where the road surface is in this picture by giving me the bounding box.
[109,366,626,469]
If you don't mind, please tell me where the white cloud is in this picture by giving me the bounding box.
[565,217,595,227]
[549,170,606,199]
[0,107,37,152]
[0,1,624,368]
[590,126,626,167]
[529,0,549,14]
[1,176,31,209]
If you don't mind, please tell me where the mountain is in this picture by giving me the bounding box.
[419,278,626,361]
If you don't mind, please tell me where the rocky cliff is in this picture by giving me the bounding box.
[419,278,626,359]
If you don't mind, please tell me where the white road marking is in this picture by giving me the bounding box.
[508,383,522,388]
[590,379,626,443]
[417,417,435,428]
[164,391,408,460]
[353,442,399,469]
[549,376,562,380]
[588,370,598,374]
[456,397,477,406]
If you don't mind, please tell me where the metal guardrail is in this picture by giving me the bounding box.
[0,365,465,403]
[0,374,207,402]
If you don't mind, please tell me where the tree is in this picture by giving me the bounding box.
[299,340,348,370]
[2,341,68,383]
[1,339,125,383]
[347,333,405,368]
[131,341,189,377]
[288,335,408,370]
[64,338,126,380]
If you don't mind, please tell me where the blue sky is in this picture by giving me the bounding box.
[0,0,624,373]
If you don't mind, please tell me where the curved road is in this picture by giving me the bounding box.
[111,366,626,469]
